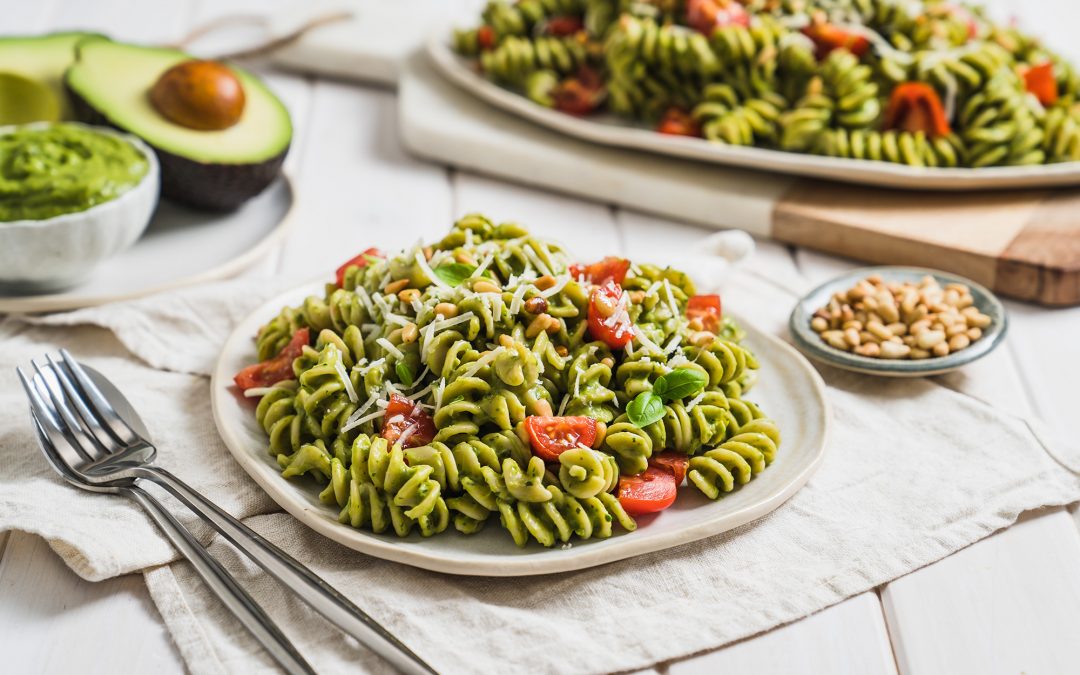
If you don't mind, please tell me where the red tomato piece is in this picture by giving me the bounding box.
[883,82,951,137]
[569,256,631,285]
[553,66,605,116]
[546,16,584,36]
[801,23,871,59]
[1021,62,1058,106]
[587,280,634,349]
[525,415,598,461]
[687,294,722,333]
[656,107,701,137]
[477,25,496,51]
[234,328,310,392]
[335,247,384,287]
[686,0,750,35]
[381,393,436,449]
[651,451,690,484]
[618,466,678,516]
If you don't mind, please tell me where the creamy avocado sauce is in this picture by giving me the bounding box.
[0,123,148,222]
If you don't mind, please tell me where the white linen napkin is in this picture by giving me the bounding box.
[2,271,1078,675]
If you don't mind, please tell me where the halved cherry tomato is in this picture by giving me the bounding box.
[656,107,701,137]
[335,247,384,287]
[618,466,678,515]
[381,393,436,449]
[569,256,631,285]
[687,294,722,333]
[553,66,605,116]
[525,415,598,461]
[651,451,690,484]
[234,328,309,392]
[587,280,634,349]
[1021,62,1058,106]
[477,25,497,51]
[801,23,870,59]
[883,82,951,137]
[546,16,584,36]
[686,0,750,35]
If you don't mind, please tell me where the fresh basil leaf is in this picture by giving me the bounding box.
[395,362,414,387]
[653,368,707,401]
[627,391,664,428]
[432,262,476,287]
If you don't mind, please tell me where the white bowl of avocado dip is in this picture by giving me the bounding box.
[0,121,159,293]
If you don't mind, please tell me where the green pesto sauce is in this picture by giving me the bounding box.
[0,123,149,222]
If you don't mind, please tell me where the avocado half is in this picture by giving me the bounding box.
[0,32,99,124]
[65,37,292,211]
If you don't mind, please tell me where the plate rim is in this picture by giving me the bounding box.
[211,281,832,576]
[788,265,1008,377]
[0,174,299,314]
[426,35,1080,191]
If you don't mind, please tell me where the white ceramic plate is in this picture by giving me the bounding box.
[0,176,297,313]
[427,37,1080,191]
[211,282,831,576]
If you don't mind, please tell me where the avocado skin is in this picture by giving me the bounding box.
[66,85,287,211]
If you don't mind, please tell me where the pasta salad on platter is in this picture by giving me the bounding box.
[234,215,780,548]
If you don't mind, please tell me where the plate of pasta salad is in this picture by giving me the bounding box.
[429,0,1080,190]
[211,215,829,575]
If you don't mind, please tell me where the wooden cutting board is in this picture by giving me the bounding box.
[397,54,1080,306]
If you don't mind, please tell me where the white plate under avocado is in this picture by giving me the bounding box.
[789,267,1007,377]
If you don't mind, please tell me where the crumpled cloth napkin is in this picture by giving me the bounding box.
[1,272,1078,675]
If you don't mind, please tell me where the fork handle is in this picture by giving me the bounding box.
[120,485,316,675]
[135,466,436,675]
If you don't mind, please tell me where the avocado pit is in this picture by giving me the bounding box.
[149,59,245,131]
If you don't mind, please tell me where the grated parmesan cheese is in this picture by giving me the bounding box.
[342,407,386,432]
[684,391,705,412]
[522,243,552,277]
[462,347,503,378]
[509,284,529,314]
[416,250,452,291]
[645,281,662,298]
[471,252,495,278]
[634,327,663,355]
[358,358,385,375]
[662,279,679,319]
[377,338,404,361]
[539,274,571,298]
[410,295,424,314]
[243,387,275,398]
[556,392,570,416]
[433,378,446,413]
[327,345,359,403]
[664,334,683,355]
[342,389,383,431]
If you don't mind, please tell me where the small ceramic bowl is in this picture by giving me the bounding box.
[789,266,1007,377]
[0,122,160,294]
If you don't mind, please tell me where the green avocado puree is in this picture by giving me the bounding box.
[0,122,148,222]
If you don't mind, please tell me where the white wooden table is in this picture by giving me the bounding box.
[3,0,1080,672]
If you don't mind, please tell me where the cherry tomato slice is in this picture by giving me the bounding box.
[587,280,634,349]
[477,24,497,51]
[525,415,598,461]
[687,294,722,333]
[656,107,701,137]
[618,466,678,516]
[801,23,870,59]
[686,0,750,35]
[651,451,690,484]
[381,393,436,449]
[553,66,605,116]
[546,16,584,36]
[335,247,384,287]
[234,328,310,392]
[883,82,951,137]
[569,256,631,285]
[1021,62,1058,106]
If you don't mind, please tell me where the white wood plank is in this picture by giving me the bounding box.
[0,532,184,675]
[48,0,194,43]
[670,593,896,675]
[883,509,1080,675]
[275,80,453,281]
[452,171,618,260]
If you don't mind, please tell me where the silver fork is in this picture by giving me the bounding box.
[20,365,316,675]
[21,351,435,675]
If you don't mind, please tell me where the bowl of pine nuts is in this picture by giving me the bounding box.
[788,267,1007,377]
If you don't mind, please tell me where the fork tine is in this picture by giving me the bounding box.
[17,367,93,467]
[31,360,108,461]
[59,349,141,444]
[47,354,124,451]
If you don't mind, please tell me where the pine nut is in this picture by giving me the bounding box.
[691,330,717,347]
[384,278,409,295]
[472,279,501,294]
[455,250,477,265]
[854,343,880,357]
[880,341,911,359]
[859,331,877,344]
[823,331,849,351]
[534,275,557,291]
[916,330,946,350]
[932,341,950,357]
[554,345,569,357]
[401,322,418,344]
[910,348,931,360]
[844,328,861,347]
[628,290,645,303]
[843,320,863,332]
[524,296,548,314]
[398,288,420,304]
[526,313,553,338]
[866,320,892,340]
[967,327,982,341]
[434,302,458,318]
[811,317,828,332]
[948,334,970,351]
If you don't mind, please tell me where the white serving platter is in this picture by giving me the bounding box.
[211,281,831,576]
[0,176,297,314]
[427,36,1080,191]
